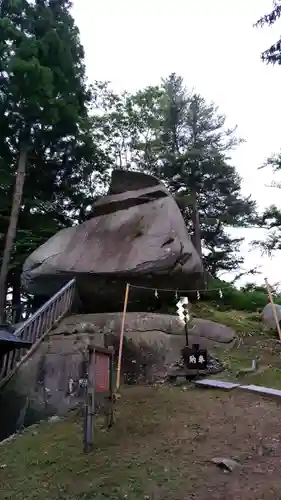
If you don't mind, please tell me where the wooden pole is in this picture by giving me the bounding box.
[115,283,130,392]
[265,277,281,341]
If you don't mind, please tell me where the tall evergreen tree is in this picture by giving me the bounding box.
[254,2,281,252]
[255,1,281,64]
[253,3,281,254]
[96,75,256,277]
[255,154,281,253]
[0,0,107,320]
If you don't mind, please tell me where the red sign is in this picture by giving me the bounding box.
[95,352,110,393]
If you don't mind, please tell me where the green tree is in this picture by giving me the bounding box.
[158,75,256,276]
[0,0,107,321]
[97,75,256,277]
[255,1,281,64]
[254,2,281,252]
[91,80,165,174]
[254,153,281,253]
[254,2,281,254]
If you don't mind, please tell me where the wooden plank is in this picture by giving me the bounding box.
[194,379,241,390]
[239,384,281,398]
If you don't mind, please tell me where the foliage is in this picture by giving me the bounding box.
[252,4,281,252]
[94,74,257,276]
[0,0,109,316]
[255,1,281,64]
[199,280,279,312]
[220,287,273,312]
[253,154,281,253]
[0,6,263,318]
[163,279,275,314]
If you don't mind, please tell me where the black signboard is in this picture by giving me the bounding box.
[181,344,208,370]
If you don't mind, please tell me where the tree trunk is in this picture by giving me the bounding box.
[12,272,22,323]
[190,189,202,258]
[190,189,208,288]
[0,149,27,322]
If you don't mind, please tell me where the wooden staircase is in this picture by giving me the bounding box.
[0,278,76,389]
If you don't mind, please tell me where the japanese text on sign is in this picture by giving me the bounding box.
[189,354,205,364]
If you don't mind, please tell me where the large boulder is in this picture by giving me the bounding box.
[21,170,203,311]
[0,312,236,442]
[262,303,281,329]
[51,312,236,351]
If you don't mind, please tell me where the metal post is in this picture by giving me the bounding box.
[106,348,114,429]
[83,347,95,453]
[84,388,94,453]
[184,309,189,346]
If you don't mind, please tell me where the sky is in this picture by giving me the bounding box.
[72,0,281,288]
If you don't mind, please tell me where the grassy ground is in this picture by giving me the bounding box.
[192,301,268,335]
[2,385,281,500]
[2,303,281,499]
[192,302,281,389]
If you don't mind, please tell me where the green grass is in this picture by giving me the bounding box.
[2,303,281,499]
[191,301,270,335]
[0,386,217,500]
[2,386,281,500]
[190,302,281,389]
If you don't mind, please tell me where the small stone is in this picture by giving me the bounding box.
[48,415,61,423]
[211,457,240,472]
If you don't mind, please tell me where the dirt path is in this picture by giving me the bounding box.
[158,387,281,500]
[122,386,281,500]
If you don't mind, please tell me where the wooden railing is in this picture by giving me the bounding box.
[0,278,76,389]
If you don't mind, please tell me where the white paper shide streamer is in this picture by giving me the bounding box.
[176,296,190,324]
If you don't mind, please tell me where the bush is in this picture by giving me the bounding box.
[200,279,281,312]
[164,279,281,313]
[132,279,281,315]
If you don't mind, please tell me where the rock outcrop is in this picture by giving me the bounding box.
[262,303,281,329]
[21,170,203,311]
[0,312,236,441]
